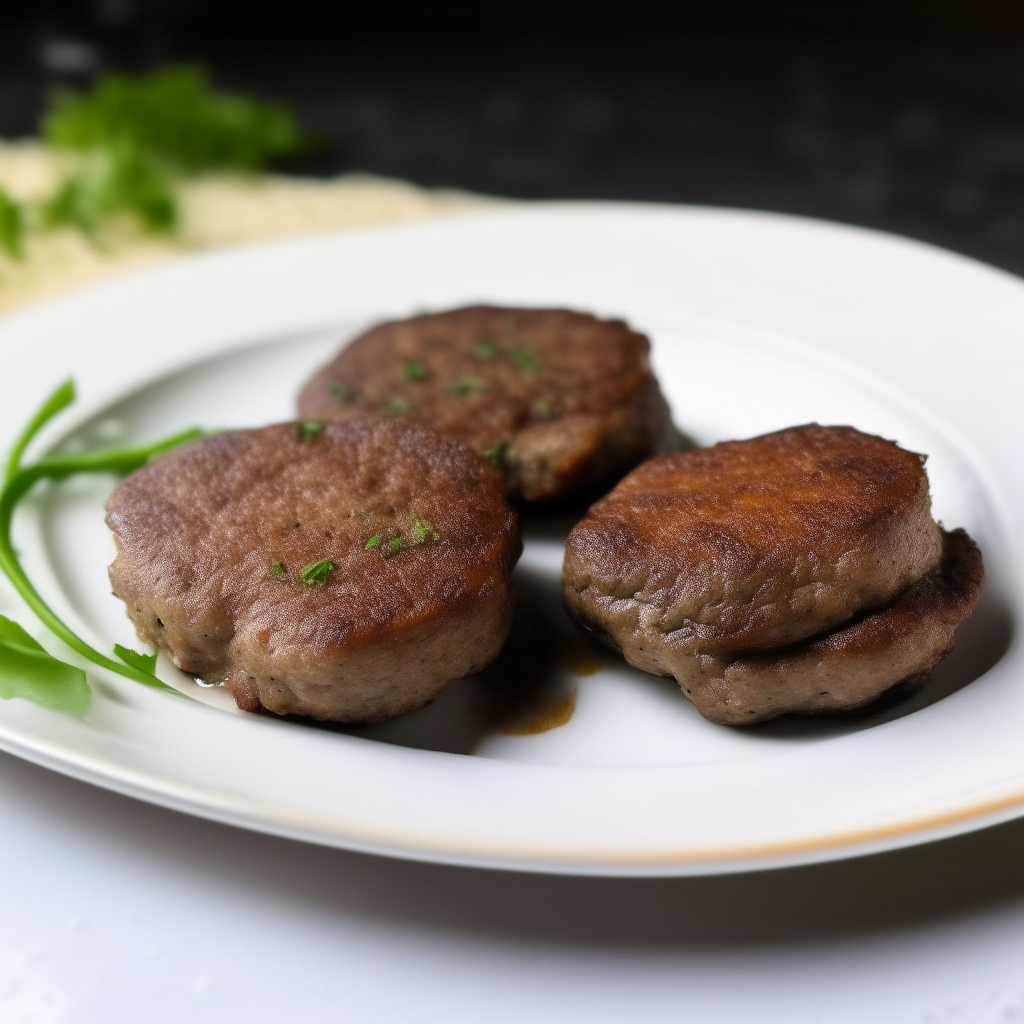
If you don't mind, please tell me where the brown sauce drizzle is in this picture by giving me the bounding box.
[495,688,578,736]
[468,566,616,737]
[565,646,610,677]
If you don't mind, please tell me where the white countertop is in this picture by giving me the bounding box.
[3,748,1023,1024]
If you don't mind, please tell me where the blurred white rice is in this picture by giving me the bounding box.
[0,139,496,317]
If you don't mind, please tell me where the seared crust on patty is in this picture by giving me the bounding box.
[619,529,983,725]
[563,425,943,655]
[105,419,521,722]
[297,306,672,502]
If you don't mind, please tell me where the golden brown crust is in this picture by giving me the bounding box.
[563,424,943,655]
[105,419,521,722]
[297,306,672,502]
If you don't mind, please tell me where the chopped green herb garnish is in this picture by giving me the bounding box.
[301,559,334,586]
[365,534,383,549]
[474,337,498,361]
[510,344,541,374]
[327,381,349,404]
[409,513,439,543]
[114,643,158,675]
[531,398,554,419]
[270,560,285,577]
[483,443,507,467]
[299,420,324,440]
[402,360,429,381]
[43,65,306,172]
[385,537,404,556]
[382,397,411,416]
[357,511,371,521]
[448,375,489,396]
[0,187,24,260]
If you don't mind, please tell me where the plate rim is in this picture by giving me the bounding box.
[1,200,1022,876]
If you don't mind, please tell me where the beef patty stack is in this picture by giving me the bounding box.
[563,424,984,725]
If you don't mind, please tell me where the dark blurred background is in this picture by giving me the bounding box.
[7,1,1024,274]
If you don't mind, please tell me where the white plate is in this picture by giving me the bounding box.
[0,203,1021,877]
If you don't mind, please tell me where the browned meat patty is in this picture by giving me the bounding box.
[564,425,943,653]
[297,306,672,502]
[563,424,983,725]
[614,529,983,725]
[105,418,521,722]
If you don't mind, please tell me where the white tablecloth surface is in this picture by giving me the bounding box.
[2,749,1022,1024]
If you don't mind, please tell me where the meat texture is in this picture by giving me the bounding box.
[563,424,984,725]
[297,306,672,502]
[106,419,522,722]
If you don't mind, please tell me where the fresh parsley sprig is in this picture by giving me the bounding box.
[0,379,202,704]
[44,139,177,237]
[44,65,306,173]
[33,65,309,244]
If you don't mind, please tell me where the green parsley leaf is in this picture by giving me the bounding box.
[510,344,541,374]
[114,643,158,675]
[44,139,177,236]
[270,560,285,577]
[0,380,198,697]
[327,381,349,404]
[301,559,334,586]
[365,534,383,549]
[385,537,404,556]
[43,65,306,172]
[0,615,90,716]
[357,511,371,521]
[474,337,498,360]
[382,397,411,416]
[448,375,489,396]
[402,360,429,381]
[482,443,507,467]
[299,420,324,440]
[0,187,24,260]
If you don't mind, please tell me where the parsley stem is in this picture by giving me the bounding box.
[4,377,75,485]
[0,380,201,690]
